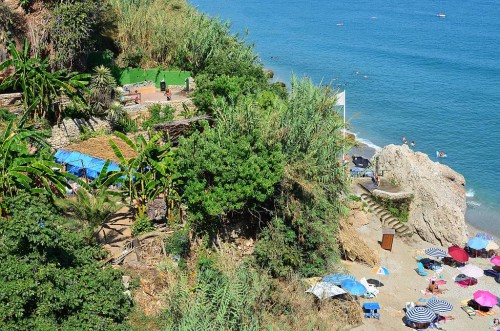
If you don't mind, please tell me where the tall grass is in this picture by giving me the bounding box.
[108,0,189,67]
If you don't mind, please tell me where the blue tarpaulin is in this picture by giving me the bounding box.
[54,149,122,180]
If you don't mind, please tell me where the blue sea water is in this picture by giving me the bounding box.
[190,0,500,236]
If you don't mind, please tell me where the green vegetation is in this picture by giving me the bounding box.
[0,194,131,330]
[0,39,89,123]
[0,0,355,329]
[142,104,175,130]
[373,196,411,222]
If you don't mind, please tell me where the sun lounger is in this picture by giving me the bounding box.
[360,277,379,298]
[461,305,476,317]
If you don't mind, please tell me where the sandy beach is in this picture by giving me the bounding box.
[346,195,499,331]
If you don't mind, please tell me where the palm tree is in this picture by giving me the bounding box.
[0,38,90,123]
[56,187,122,243]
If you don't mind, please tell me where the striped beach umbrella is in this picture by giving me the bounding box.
[425,247,448,259]
[467,237,488,250]
[406,306,436,323]
[371,266,390,276]
[458,264,484,278]
[322,273,355,285]
[426,298,453,313]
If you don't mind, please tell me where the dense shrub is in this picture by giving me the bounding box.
[176,120,283,227]
[0,194,131,330]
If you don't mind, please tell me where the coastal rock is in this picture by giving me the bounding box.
[375,144,468,246]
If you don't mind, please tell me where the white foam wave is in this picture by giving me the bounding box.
[466,189,475,198]
[345,130,382,151]
[467,200,481,208]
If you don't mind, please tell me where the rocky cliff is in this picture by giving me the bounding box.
[375,144,468,246]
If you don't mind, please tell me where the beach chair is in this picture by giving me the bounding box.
[360,277,379,298]
[485,269,499,278]
[417,262,428,276]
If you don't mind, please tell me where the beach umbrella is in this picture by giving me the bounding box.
[340,279,367,296]
[458,264,484,278]
[473,290,499,308]
[426,298,453,313]
[486,241,499,251]
[305,282,346,300]
[448,245,469,262]
[425,247,447,259]
[491,256,500,266]
[405,306,436,323]
[476,233,494,240]
[322,273,355,285]
[371,266,390,276]
[467,237,488,250]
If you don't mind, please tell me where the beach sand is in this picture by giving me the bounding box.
[347,205,499,331]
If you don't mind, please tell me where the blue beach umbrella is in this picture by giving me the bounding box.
[322,273,355,285]
[340,279,367,296]
[467,237,488,250]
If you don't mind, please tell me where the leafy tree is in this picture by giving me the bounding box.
[88,65,117,117]
[0,121,71,202]
[51,0,108,70]
[0,39,89,122]
[0,194,131,330]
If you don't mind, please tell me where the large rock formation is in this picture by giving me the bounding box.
[375,144,468,246]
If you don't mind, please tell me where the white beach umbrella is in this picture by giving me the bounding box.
[305,282,346,300]
[486,240,499,251]
[458,264,484,278]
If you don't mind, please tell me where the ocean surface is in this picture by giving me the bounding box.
[190,0,500,236]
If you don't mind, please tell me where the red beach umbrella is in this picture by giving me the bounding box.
[448,245,469,263]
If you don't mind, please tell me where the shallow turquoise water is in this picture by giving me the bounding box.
[190,0,500,236]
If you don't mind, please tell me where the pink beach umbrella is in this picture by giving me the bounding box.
[473,290,499,308]
[457,264,484,278]
[491,256,500,266]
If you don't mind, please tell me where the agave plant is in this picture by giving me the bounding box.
[88,65,117,117]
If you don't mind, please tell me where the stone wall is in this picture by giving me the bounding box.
[47,117,112,150]
[0,92,23,113]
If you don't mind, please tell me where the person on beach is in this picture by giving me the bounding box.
[411,141,415,147]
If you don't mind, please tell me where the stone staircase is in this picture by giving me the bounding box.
[360,193,413,236]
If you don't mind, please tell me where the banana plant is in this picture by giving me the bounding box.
[0,121,71,200]
[109,131,180,217]
[0,38,89,123]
